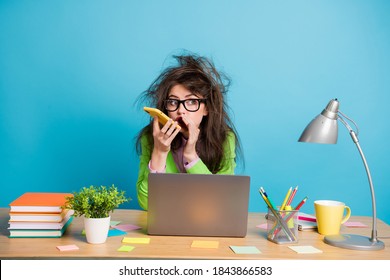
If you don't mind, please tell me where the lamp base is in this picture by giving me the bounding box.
[324,234,385,251]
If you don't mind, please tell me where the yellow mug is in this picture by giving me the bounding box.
[314,200,351,235]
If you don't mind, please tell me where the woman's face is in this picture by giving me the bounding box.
[166,84,208,128]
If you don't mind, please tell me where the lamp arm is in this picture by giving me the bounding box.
[338,110,359,136]
[338,116,379,242]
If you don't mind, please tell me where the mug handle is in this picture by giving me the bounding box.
[341,205,351,224]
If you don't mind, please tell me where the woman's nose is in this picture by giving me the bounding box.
[177,102,186,114]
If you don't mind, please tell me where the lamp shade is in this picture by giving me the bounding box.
[298,99,339,144]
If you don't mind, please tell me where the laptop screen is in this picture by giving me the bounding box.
[147,173,250,237]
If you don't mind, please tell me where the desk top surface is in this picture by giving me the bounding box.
[1,208,389,260]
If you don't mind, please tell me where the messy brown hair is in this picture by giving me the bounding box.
[135,52,243,173]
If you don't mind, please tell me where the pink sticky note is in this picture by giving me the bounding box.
[256,223,268,230]
[112,224,141,231]
[56,244,79,251]
[344,221,368,228]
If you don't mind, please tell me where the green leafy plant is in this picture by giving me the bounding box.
[64,184,130,218]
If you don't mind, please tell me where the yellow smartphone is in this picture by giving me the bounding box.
[143,107,181,130]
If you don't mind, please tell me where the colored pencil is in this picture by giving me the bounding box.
[260,187,276,210]
[286,186,298,206]
[280,187,292,210]
[294,196,308,211]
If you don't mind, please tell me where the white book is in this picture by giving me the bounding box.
[297,212,317,231]
[8,210,73,229]
[9,209,74,222]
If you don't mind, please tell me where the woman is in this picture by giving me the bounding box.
[135,53,242,210]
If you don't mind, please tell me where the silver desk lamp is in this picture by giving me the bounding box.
[298,98,384,250]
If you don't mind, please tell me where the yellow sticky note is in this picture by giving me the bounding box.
[191,240,219,249]
[117,245,135,252]
[122,237,150,244]
[288,245,323,254]
[56,244,79,251]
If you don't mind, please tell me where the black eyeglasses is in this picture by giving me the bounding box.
[164,99,206,112]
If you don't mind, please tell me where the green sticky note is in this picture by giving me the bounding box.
[117,245,135,252]
[110,220,121,226]
[230,246,261,254]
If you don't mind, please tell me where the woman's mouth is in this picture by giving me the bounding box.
[176,117,187,129]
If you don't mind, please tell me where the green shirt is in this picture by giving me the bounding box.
[136,132,237,210]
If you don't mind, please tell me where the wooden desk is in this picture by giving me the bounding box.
[1,208,389,259]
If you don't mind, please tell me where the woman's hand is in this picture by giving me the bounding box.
[150,117,181,171]
[181,115,200,163]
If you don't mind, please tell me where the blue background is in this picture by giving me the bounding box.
[1,1,389,224]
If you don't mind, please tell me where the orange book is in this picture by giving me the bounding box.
[9,192,73,213]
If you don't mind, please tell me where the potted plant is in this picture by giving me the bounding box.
[64,184,130,244]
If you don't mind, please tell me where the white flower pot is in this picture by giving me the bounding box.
[83,216,111,244]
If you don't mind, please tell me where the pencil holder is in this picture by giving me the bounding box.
[267,207,298,244]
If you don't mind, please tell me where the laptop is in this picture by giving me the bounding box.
[147,173,250,237]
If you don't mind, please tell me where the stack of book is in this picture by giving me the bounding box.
[8,192,74,238]
[297,212,317,231]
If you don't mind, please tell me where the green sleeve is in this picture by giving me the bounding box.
[136,135,151,210]
[136,135,179,210]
